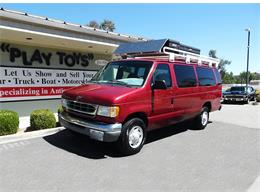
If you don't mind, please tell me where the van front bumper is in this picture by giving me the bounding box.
[59,112,122,142]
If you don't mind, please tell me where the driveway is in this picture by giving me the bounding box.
[0,104,259,191]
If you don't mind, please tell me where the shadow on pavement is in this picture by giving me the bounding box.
[221,101,247,105]
[43,120,207,159]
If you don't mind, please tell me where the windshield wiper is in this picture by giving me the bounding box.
[107,80,131,87]
[87,80,100,84]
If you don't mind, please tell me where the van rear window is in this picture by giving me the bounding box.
[174,65,197,88]
[196,67,216,86]
[213,69,222,84]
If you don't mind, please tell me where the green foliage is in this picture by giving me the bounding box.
[208,50,260,85]
[87,19,116,32]
[57,105,63,114]
[238,71,248,84]
[100,19,116,32]
[219,59,232,73]
[235,71,260,84]
[209,50,217,58]
[251,72,260,80]
[30,109,56,130]
[88,20,100,29]
[209,50,231,75]
[256,90,260,102]
[221,71,236,84]
[0,110,19,136]
[221,71,260,84]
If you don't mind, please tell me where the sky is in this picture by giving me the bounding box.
[1,3,260,75]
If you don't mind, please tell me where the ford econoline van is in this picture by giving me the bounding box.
[59,39,222,155]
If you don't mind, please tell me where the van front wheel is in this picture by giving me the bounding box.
[116,118,146,156]
[193,107,209,130]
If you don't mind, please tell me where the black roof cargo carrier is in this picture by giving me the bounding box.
[114,39,200,56]
[114,38,219,67]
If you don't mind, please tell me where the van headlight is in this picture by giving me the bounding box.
[97,106,120,117]
[61,98,68,108]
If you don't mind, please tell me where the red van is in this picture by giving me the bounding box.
[59,39,222,155]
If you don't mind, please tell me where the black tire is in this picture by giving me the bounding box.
[244,98,250,104]
[193,107,209,130]
[116,118,146,156]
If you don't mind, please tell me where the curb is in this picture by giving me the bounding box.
[247,175,260,192]
[0,127,65,145]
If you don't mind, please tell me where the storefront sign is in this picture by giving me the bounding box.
[0,67,97,101]
[0,42,112,101]
[1,42,94,67]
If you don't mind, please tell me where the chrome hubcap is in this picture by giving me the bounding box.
[128,126,143,148]
[201,111,208,126]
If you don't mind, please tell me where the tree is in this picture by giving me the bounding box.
[100,20,116,32]
[222,72,236,84]
[209,50,217,58]
[237,71,260,84]
[87,20,100,29]
[251,72,260,80]
[209,50,231,75]
[209,50,232,84]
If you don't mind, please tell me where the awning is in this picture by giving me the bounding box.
[0,25,118,54]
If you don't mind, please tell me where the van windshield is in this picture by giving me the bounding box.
[90,60,153,87]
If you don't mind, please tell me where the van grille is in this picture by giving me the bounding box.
[66,100,97,115]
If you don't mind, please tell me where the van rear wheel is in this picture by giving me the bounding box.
[193,107,209,130]
[116,118,146,156]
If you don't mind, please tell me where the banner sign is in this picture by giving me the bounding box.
[0,67,97,102]
[0,42,111,70]
[0,42,95,67]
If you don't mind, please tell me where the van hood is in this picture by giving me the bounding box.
[62,83,137,105]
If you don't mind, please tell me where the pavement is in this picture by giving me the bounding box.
[0,103,259,191]
[211,102,260,129]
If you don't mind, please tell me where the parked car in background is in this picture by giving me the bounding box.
[221,88,229,102]
[222,86,256,104]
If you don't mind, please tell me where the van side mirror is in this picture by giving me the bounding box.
[152,80,167,90]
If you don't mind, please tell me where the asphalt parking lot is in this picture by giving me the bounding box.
[0,103,259,191]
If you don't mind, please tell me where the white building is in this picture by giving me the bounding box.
[0,8,146,128]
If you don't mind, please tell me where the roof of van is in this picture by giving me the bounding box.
[114,58,218,68]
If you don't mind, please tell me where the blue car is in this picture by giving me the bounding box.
[222,86,256,104]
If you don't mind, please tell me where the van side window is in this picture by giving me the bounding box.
[196,67,216,86]
[152,64,172,87]
[174,65,197,88]
[213,69,222,84]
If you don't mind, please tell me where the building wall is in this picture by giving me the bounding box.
[0,42,112,117]
[0,8,146,129]
[1,99,61,117]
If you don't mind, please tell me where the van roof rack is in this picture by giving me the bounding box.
[114,39,220,67]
